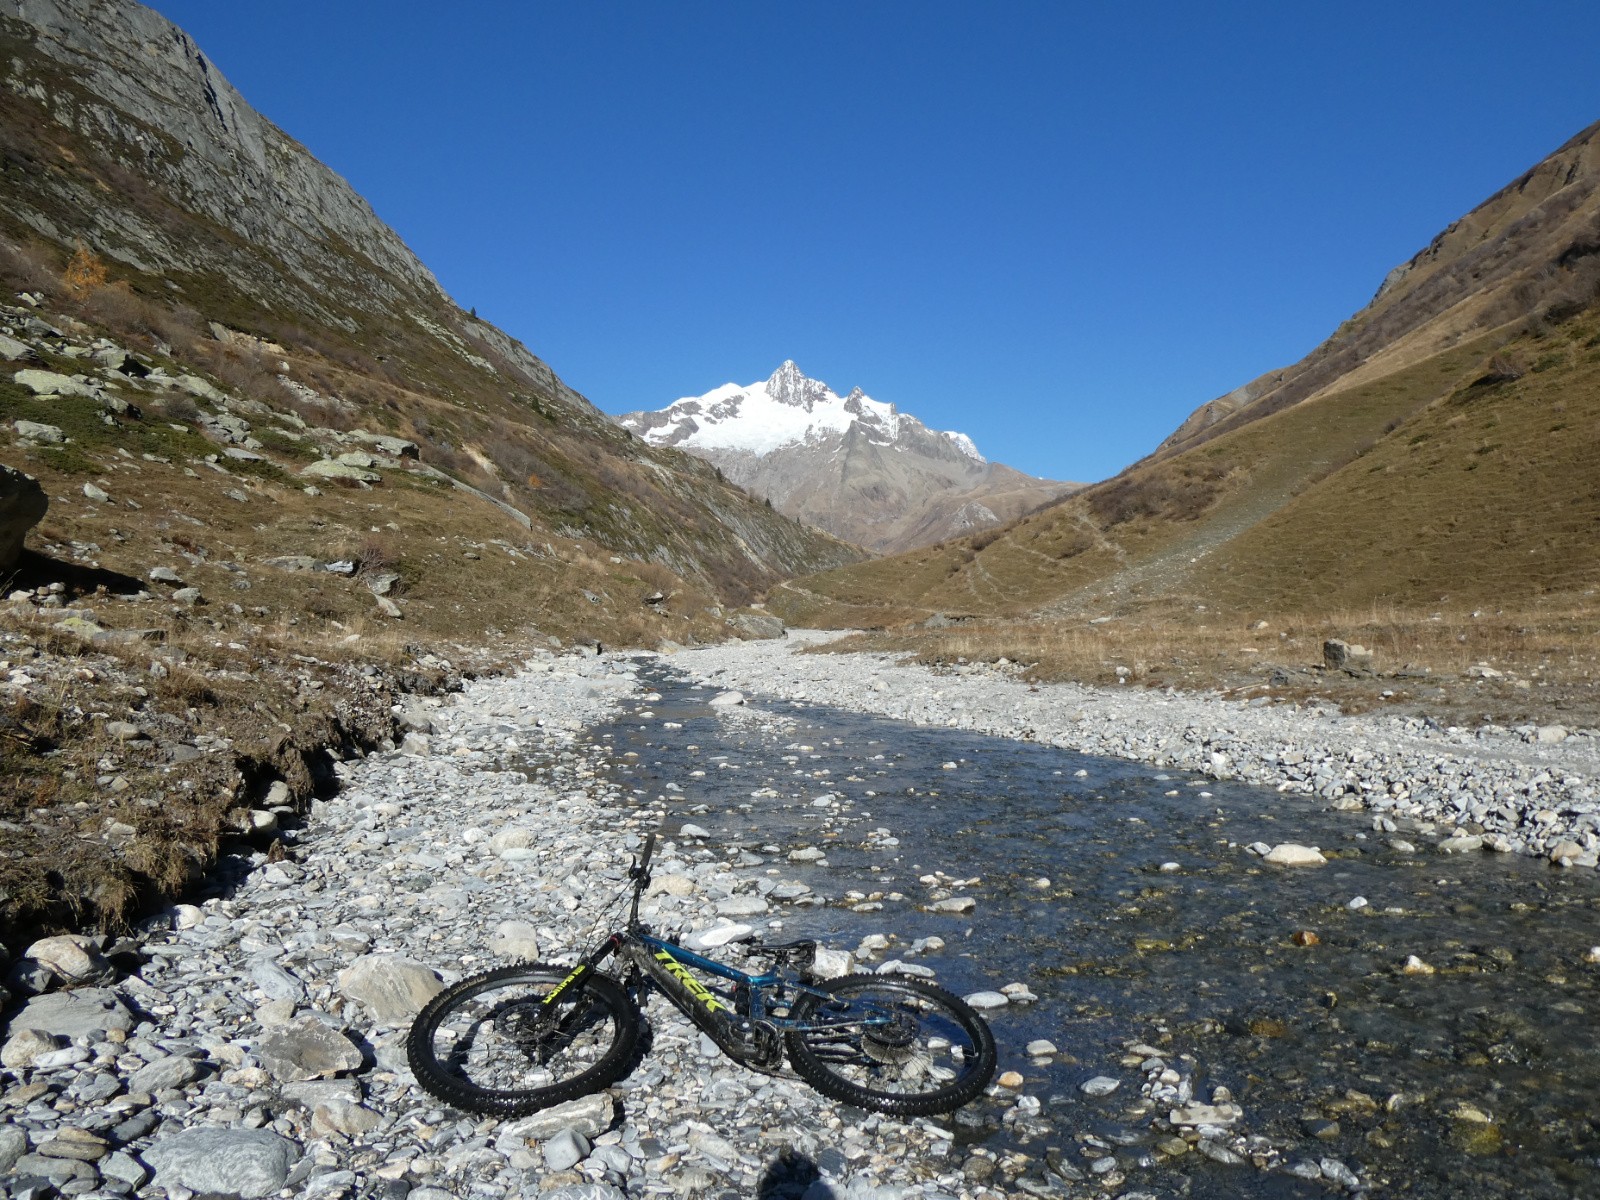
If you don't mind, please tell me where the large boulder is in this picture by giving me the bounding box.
[348,430,419,458]
[488,920,541,961]
[728,612,786,640]
[1263,843,1327,866]
[1323,639,1375,673]
[0,464,48,570]
[5,988,135,1039]
[13,368,96,398]
[334,954,443,1023]
[494,1093,615,1148]
[11,934,116,992]
[254,1015,364,1080]
[143,1128,299,1199]
[1,1027,58,1069]
[301,459,381,484]
[12,420,64,443]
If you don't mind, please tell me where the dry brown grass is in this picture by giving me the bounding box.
[825,600,1600,725]
[780,302,1600,643]
[0,237,60,295]
[0,596,414,944]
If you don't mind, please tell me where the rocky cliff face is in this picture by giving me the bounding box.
[0,0,596,412]
[3,1,427,301]
[620,362,1077,553]
[0,0,861,602]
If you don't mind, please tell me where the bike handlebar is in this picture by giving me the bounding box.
[627,832,657,928]
[632,832,657,881]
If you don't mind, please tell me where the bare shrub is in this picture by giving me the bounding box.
[82,280,156,333]
[0,237,58,295]
[1053,529,1096,559]
[150,666,219,706]
[175,341,283,405]
[278,389,359,433]
[486,436,553,489]
[424,441,487,487]
[355,536,398,575]
[149,304,205,355]
[1471,353,1526,388]
[158,393,202,423]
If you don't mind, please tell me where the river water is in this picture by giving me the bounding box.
[584,663,1600,1199]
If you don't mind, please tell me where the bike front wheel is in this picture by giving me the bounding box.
[784,974,997,1115]
[407,963,638,1116]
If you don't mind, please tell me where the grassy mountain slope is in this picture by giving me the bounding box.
[1192,316,1600,612]
[778,311,1599,625]
[1157,119,1600,457]
[0,2,861,630]
[775,121,1600,632]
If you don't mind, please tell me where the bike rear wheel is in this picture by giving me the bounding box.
[784,974,997,1115]
[407,963,638,1116]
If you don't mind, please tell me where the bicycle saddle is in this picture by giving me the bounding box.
[750,939,819,972]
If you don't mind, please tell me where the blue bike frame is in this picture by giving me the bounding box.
[626,933,892,1038]
[637,933,788,1020]
[564,832,897,1058]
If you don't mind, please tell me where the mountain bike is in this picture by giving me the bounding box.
[407,832,997,1117]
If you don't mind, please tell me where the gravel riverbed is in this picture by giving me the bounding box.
[683,632,1600,870]
[0,649,1030,1200]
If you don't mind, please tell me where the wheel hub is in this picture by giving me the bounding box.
[861,1012,919,1064]
[499,1001,556,1053]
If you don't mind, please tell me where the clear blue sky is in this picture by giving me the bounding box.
[146,1,1598,483]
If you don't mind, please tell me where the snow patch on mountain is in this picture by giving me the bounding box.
[620,361,986,464]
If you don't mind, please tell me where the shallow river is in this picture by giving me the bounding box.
[584,663,1600,1199]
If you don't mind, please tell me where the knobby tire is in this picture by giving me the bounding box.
[784,973,997,1115]
[407,962,637,1117]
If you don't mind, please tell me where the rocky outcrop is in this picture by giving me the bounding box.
[0,461,47,568]
[0,0,440,316]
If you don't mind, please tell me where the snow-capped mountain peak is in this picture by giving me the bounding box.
[615,361,1073,554]
[763,360,826,410]
[619,361,985,463]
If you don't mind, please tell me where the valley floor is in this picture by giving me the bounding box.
[0,649,1007,1200]
[3,631,1599,1200]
